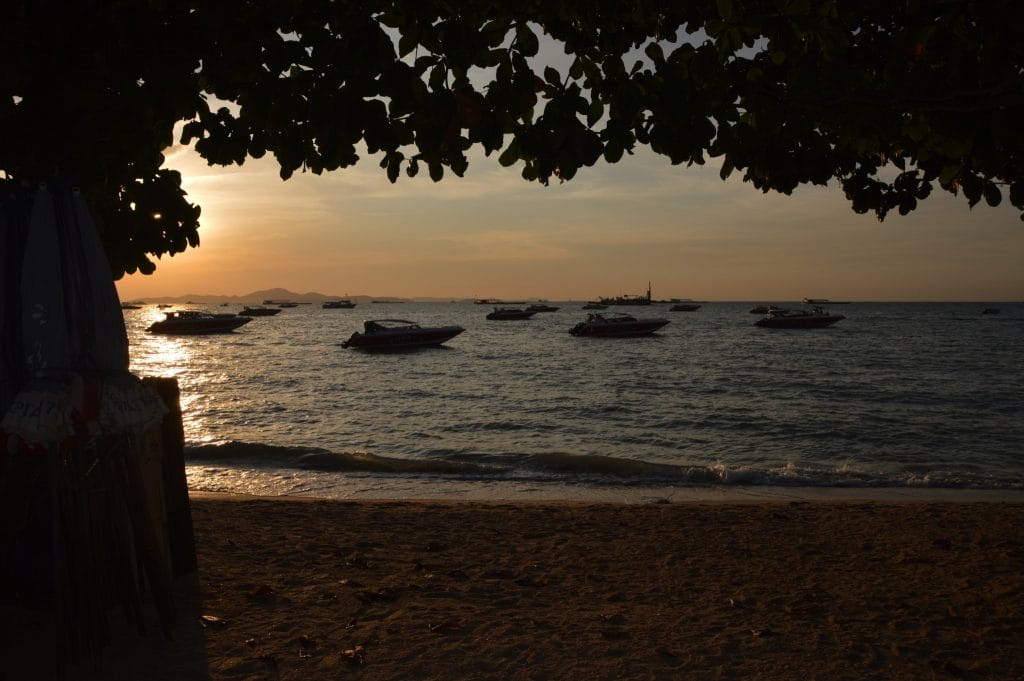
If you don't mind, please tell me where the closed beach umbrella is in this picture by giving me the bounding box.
[1,180,172,673]
[2,183,76,442]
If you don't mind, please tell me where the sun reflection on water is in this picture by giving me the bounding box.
[125,307,217,443]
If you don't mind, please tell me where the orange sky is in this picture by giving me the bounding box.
[114,141,1024,303]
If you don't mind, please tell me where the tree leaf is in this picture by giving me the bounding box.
[516,25,539,57]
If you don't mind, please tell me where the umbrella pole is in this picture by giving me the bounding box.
[47,443,68,681]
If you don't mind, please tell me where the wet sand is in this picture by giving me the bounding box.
[7,495,1024,680]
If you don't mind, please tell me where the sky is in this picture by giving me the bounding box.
[113,139,1024,303]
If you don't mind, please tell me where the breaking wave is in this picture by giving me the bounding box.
[185,441,1023,490]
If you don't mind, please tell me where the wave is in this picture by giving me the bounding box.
[184,441,1024,490]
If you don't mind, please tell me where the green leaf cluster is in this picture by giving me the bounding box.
[2,0,1022,277]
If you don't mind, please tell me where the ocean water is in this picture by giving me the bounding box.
[125,302,1024,500]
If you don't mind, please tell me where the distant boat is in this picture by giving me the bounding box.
[669,303,701,312]
[581,302,607,310]
[277,302,298,308]
[526,303,559,312]
[802,298,850,305]
[120,302,142,310]
[755,306,845,329]
[599,282,653,306]
[239,306,281,316]
[486,308,536,320]
[323,300,356,309]
[750,305,777,314]
[982,308,1001,315]
[569,313,669,337]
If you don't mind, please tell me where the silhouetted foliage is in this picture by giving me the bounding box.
[2,0,1022,277]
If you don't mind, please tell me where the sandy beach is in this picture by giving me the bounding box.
[5,494,1024,680]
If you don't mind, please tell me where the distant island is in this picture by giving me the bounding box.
[125,288,459,305]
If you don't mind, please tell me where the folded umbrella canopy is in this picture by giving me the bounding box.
[1,180,171,676]
[3,182,166,440]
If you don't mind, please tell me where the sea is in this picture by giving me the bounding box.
[125,301,1024,502]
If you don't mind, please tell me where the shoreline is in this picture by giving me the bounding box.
[187,483,1024,504]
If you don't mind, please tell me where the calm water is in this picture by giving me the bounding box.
[125,302,1023,499]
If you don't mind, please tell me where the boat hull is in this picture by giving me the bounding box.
[342,327,464,350]
[570,319,669,337]
[148,317,251,334]
[755,315,844,328]
[486,310,536,320]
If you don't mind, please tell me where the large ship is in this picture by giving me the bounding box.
[599,282,653,306]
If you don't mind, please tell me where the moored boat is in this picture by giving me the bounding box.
[755,306,845,328]
[802,298,850,305]
[341,319,464,350]
[147,310,251,334]
[239,306,281,316]
[323,300,356,309]
[581,302,607,310]
[569,313,669,337]
[599,282,653,306]
[486,307,536,320]
[526,303,559,312]
[669,303,701,311]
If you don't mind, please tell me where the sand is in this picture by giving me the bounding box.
[5,496,1024,680]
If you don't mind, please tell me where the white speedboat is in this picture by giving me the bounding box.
[569,313,669,337]
[755,307,845,328]
[147,310,251,334]
[341,319,464,350]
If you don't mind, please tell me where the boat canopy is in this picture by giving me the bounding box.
[364,319,420,331]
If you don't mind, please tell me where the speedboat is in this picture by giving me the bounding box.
[341,319,464,350]
[323,300,356,309]
[526,303,559,312]
[569,313,669,337]
[755,306,845,328]
[669,303,701,311]
[239,306,281,316]
[486,308,536,320]
[147,310,251,334]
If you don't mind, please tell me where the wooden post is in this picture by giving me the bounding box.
[142,377,197,577]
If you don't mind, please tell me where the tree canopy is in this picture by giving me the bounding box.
[2,0,1022,277]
